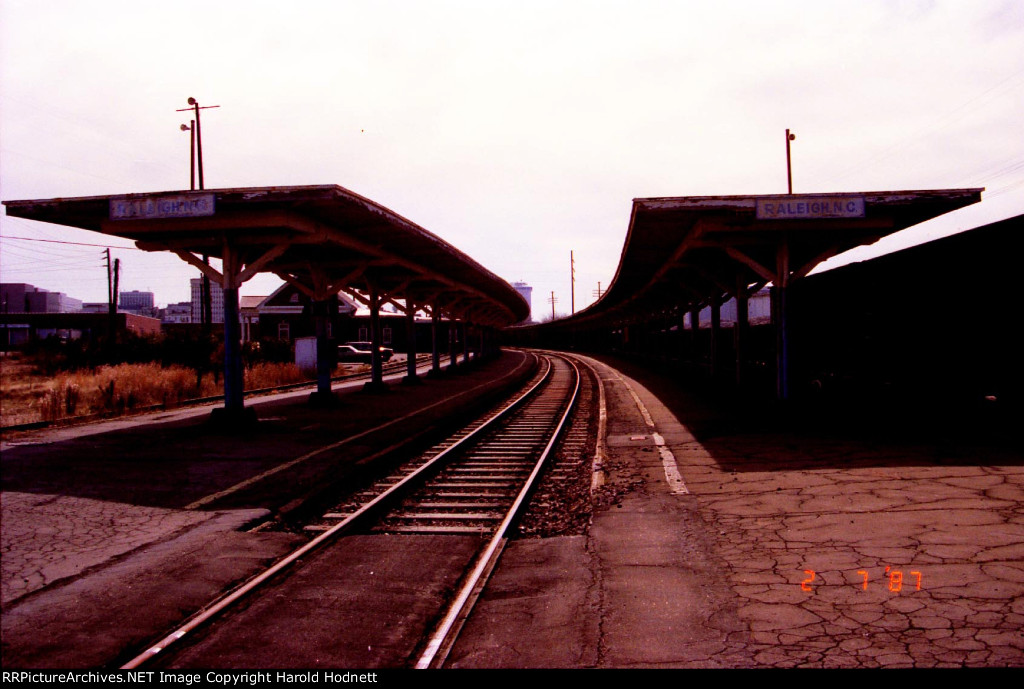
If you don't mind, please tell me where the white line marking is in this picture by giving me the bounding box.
[652,432,689,495]
[609,369,689,496]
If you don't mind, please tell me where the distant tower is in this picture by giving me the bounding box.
[512,281,533,322]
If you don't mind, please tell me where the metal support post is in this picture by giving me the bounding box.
[365,282,386,392]
[710,294,721,380]
[735,278,748,389]
[222,284,243,412]
[775,240,791,401]
[448,321,458,371]
[403,298,420,384]
[690,306,701,362]
[430,309,442,376]
[308,297,337,405]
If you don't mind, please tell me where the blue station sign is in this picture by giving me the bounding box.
[110,193,215,220]
[756,195,865,220]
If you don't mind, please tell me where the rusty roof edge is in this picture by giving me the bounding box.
[527,187,986,330]
[3,184,529,324]
[633,188,984,211]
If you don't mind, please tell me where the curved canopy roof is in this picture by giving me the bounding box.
[4,184,529,327]
[536,188,983,330]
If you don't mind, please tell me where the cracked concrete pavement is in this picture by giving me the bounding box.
[449,354,1023,668]
[1,492,215,605]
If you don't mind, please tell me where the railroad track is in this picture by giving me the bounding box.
[310,354,577,536]
[123,351,586,669]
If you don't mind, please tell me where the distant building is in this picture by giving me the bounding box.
[119,290,155,315]
[512,281,533,322]
[0,312,161,350]
[190,278,226,324]
[1,283,82,314]
[161,302,192,324]
[240,296,264,342]
[254,284,356,343]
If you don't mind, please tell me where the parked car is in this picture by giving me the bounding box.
[337,344,372,363]
[342,341,394,362]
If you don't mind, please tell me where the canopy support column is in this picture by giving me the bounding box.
[774,239,791,401]
[710,294,721,380]
[211,240,255,425]
[428,309,442,378]
[403,297,421,385]
[735,277,749,389]
[448,320,458,371]
[364,281,387,392]
[308,295,339,406]
[690,307,701,367]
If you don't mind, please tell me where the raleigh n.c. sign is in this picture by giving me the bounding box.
[756,195,865,220]
[110,193,215,221]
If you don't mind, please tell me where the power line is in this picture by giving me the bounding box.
[0,235,143,250]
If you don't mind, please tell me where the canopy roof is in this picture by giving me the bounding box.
[3,184,529,326]
[552,188,983,328]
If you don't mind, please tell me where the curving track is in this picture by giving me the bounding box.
[123,351,586,669]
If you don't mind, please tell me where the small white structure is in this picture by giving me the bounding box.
[294,336,318,377]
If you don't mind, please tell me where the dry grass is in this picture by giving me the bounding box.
[244,362,308,389]
[35,363,220,421]
[1,353,52,426]
[1,358,313,426]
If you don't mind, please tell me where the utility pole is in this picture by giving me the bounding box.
[105,249,112,308]
[113,259,120,312]
[177,98,219,333]
[106,251,119,345]
[548,291,558,321]
[786,128,796,194]
[570,250,575,314]
[593,281,603,300]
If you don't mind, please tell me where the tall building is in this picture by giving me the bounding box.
[512,281,532,322]
[1,283,82,313]
[190,278,225,324]
[119,290,155,314]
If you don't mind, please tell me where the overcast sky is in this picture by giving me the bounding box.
[2,0,1022,319]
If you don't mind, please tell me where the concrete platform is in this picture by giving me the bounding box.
[3,348,1022,669]
[447,353,1024,669]
[1,351,534,668]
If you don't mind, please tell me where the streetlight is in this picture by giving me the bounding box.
[176,97,219,190]
[176,98,219,331]
[180,121,195,190]
[786,128,796,194]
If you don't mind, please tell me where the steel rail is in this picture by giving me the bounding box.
[415,353,582,669]
[121,352,550,669]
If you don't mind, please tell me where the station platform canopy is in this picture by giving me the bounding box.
[561,188,984,328]
[3,184,529,327]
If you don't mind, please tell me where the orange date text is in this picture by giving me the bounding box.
[800,567,922,593]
